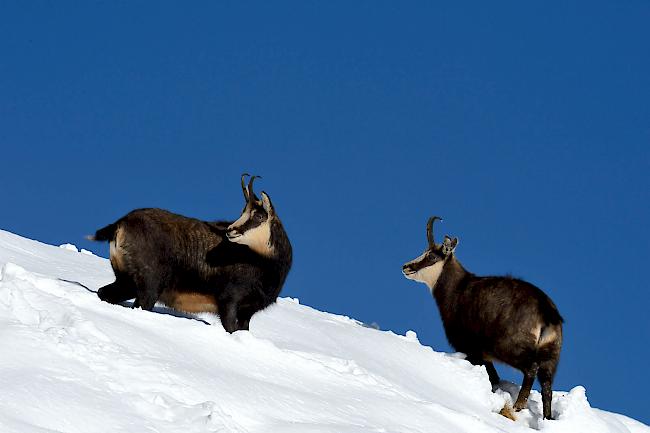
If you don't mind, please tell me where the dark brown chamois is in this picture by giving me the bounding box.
[88,174,292,333]
[402,216,562,420]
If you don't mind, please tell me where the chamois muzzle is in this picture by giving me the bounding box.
[226,229,242,240]
[402,264,416,276]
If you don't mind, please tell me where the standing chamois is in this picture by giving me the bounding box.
[88,174,292,333]
[402,217,562,420]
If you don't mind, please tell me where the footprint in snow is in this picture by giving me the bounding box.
[135,392,249,433]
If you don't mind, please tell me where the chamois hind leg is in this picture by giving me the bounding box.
[537,360,558,420]
[97,276,136,304]
[514,362,539,411]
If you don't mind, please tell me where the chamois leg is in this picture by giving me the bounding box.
[466,355,500,387]
[97,278,136,304]
[537,361,557,420]
[134,292,159,310]
[514,363,539,411]
[236,307,255,331]
[484,361,501,387]
[132,273,164,311]
[219,302,240,333]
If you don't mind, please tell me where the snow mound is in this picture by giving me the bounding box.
[0,229,647,433]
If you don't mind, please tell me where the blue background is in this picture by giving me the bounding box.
[1,1,648,424]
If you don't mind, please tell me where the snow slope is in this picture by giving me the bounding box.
[0,229,647,433]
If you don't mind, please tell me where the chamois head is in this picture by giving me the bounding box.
[402,216,458,290]
[226,174,277,257]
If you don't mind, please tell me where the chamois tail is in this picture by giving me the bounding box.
[86,223,118,242]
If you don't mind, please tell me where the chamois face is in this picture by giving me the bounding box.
[402,248,446,289]
[227,189,276,257]
[402,229,458,290]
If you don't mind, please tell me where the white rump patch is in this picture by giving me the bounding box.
[109,226,127,271]
[533,322,560,346]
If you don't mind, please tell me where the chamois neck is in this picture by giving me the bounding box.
[261,220,292,296]
[268,220,291,260]
[433,255,470,294]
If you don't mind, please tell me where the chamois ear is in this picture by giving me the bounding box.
[261,191,275,215]
[442,235,458,256]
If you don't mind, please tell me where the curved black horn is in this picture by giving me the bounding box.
[241,173,250,200]
[247,175,262,201]
[426,216,443,248]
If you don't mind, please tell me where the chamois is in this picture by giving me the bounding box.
[88,174,292,333]
[402,217,562,420]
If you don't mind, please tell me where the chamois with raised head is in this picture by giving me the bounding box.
[89,174,292,333]
[402,217,562,420]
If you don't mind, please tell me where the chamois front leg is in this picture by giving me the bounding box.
[218,301,240,333]
[218,300,256,332]
[236,306,256,331]
[466,354,501,387]
[484,361,501,387]
[132,272,165,311]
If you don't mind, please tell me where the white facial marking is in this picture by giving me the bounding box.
[228,209,251,233]
[403,252,445,293]
[415,260,445,292]
[228,218,274,257]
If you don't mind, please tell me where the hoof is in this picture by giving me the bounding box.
[499,404,516,421]
[513,400,528,412]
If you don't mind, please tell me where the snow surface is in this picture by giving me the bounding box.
[0,229,647,433]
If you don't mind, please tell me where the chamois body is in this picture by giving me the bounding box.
[403,217,562,420]
[90,176,292,333]
[434,257,562,372]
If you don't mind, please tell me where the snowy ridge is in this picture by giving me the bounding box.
[0,229,647,433]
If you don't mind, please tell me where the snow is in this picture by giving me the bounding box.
[0,229,647,433]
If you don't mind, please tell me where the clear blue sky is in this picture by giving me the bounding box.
[2,1,649,424]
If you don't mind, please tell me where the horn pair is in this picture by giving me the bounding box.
[241,173,261,202]
[426,216,443,248]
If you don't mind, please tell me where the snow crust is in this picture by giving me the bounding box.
[0,229,647,433]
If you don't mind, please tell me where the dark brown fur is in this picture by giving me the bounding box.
[403,222,562,420]
[92,205,292,333]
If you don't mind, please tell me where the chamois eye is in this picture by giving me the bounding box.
[254,212,264,222]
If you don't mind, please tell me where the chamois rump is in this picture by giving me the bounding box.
[88,175,292,333]
[402,217,562,420]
